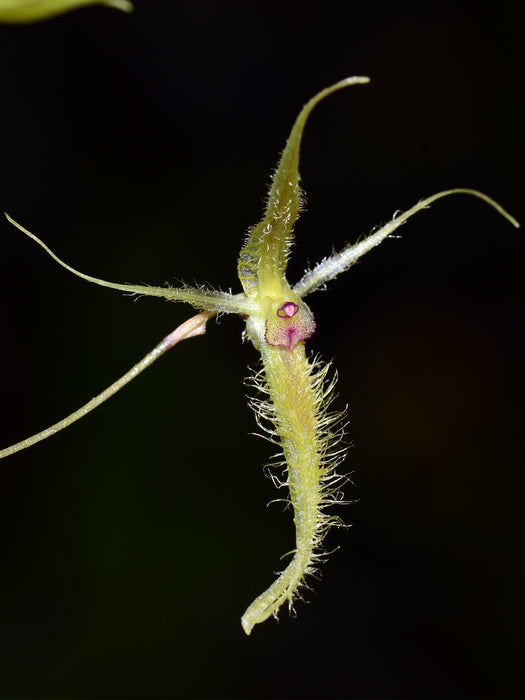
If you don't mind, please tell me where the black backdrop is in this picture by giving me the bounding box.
[0,1,524,697]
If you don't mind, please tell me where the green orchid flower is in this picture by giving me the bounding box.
[1,77,518,634]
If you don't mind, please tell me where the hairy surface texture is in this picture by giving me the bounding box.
[241,318,346,634]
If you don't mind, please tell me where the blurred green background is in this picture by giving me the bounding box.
[0,1,524,697]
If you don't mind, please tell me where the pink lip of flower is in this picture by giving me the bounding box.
[265,301,316,351]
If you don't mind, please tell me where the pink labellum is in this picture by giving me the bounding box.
[265,301,316,351]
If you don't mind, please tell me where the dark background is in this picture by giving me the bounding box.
[0,1,523,697]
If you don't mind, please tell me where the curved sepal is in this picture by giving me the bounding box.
[0,0,132,22]
[238,76,370,300]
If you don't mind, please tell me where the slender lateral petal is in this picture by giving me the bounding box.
[5,215,254,315]
[0,0,132,22]
[238,77,370,301]
[0,311,215,459]
[293,189,520,299]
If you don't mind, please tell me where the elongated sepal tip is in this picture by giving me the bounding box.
[241,617,253,636]
[103,0,133,11]
[0,0,133,23]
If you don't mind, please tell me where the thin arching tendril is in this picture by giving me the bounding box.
[0,310,215,459]
[4,214,253,315]
[293,188,520,298]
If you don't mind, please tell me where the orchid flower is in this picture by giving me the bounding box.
[1,77,518,634]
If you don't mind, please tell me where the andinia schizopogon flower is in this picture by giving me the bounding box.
[1,78,519,634]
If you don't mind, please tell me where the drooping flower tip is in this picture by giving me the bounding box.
[0,0,133,23]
